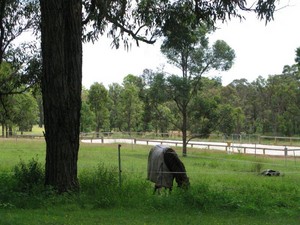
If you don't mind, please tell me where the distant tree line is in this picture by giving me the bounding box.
[81,46,300,138]
[1,47,299,140]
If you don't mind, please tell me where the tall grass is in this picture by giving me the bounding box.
[0,139,300,224]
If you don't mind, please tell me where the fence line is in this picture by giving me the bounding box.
[7,131,300,146]
[80,132,300,143]
[4,132,300,158]
[81,136,300,159]
[2,135,300,177]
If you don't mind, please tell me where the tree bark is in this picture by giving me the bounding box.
[40,0,82,193]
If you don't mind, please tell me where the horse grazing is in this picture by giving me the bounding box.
[147,145,190,194]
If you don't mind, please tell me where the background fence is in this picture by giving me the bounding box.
[80,132,300,146]
[80,132,300,159]
[4,131,300,159]
[2,132,300,179]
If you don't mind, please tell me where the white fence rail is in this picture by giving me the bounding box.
[5,132,300,157]
[81,137,300,157]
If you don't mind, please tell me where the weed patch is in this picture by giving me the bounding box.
[79,163,119,208]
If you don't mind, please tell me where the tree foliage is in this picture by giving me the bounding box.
[11,92,38,133]
[160,20,235,155]
[108,83,123,131]
[88,82,110,133]
[0,0,39,62]
[0,0,40,93]
[81,0,278,48]
[80,88,95,133]
[119,78,144,132]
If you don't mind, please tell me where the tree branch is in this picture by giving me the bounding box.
[106,14,156,46]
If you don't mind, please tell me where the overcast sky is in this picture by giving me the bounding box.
[82,1,300,88]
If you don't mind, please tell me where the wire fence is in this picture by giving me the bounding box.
[80,134,300,182]
[114,143,300,190]
[2,134,300,185]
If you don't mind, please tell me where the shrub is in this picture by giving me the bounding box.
[13,157,44,193]
[0,173,16,208]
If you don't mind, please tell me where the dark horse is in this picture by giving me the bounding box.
[147,145,190,194]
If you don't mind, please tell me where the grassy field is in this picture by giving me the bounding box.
[0,139,300,224]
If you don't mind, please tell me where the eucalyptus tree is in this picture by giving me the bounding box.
[226,78,258,133]
[0,62,18,136]
[220,84,239,106]
[282,64,299,76]
[189,78,222,137]
[252,47,300,136]
[124,72,173,133]
[40,0,278,191]
[88,82,110,135]
[80,88,95,133]
[31,88,43,128]
[120,77,144,133]
[220,82,249,134]
[0,0,39,94]
[0,0,40,137]
[283,47,300,77]
[0,0,39,62]
[80,101,96,133]
[145,70,175,134]
[248,76,271,134]
[295,47,300,67]
[123,74,145,92]
[0,63,38,135]
[217,104,245,137]
[265,74,300,136]
[13,92,38,134]
[264,48,300,135]
[161,18,235,155]
[0,95,14,137]
[108,83,123,131]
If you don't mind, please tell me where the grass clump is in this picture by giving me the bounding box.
[0,157,47,209]
[79,163,119,208]
[79,164,152,209]
[13,156,44,193]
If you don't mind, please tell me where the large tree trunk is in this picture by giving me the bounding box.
[40,0,82,193]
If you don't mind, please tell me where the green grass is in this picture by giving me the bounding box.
[0,139,45,172]
[0,139,300,224]
[1,207,298,225]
